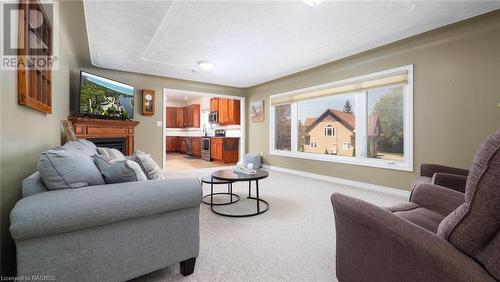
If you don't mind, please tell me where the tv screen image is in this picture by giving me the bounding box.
[79,71,135,119]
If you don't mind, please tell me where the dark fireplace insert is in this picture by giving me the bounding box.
[87,137,127,155]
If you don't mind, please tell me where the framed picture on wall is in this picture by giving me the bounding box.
[250,100,264,122]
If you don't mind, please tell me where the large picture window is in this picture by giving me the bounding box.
[270,65,413,171]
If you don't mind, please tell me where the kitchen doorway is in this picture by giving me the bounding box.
[162,88,246,172]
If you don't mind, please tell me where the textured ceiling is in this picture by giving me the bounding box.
[83,0,500,87]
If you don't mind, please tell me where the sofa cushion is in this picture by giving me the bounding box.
[97,147,126,161]
[94,155,147,183]
[38,147,105,190]
[62,139,97,156]
[437,129,500,280]
[132,150,166,180]
[389,202,445,233]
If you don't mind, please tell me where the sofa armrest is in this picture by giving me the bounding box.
[432,173,468,193]
[410,183,465,216]
[10,178,202,241]
[331,193,493,282]
[420,163,469,178]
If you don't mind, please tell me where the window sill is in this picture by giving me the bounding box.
[269,150,413,172]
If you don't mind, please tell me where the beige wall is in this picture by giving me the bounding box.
[79,67,245,164]
[246,11,500,191]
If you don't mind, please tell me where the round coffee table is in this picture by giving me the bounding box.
[210,169,269,217]
[199,176,240,206]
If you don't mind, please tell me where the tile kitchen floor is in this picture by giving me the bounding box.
[164,153,234,171]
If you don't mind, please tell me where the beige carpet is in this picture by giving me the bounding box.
[131,168,407,282]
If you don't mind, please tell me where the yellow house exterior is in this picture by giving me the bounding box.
[302,109,356,157]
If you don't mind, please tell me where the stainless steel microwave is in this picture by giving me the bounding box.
[209,112,218,124]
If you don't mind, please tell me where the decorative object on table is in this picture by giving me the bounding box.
[243,153,262,169]
[60,120,77,145]
[250,100,264,122]
[234,162,256,174]
[210,169,269,217]
[142,89,155,116]
[18,1,53,114]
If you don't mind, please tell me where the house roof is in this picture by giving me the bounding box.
[305,109,355,133]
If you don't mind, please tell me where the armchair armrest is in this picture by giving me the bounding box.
[410,183,465,216]
[432,173,467,193]
[10,178,202,241]
[420,163,469,178]
[331,193,493,282]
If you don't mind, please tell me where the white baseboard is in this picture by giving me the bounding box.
[262,164,410,198]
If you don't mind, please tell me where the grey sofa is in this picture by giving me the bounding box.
[331,128,500,282]
[10,144,202,281]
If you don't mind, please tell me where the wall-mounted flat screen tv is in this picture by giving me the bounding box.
[79,71,135,119]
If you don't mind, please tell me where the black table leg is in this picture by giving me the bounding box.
[210,176,214,208]
[248,181,251,198]
[256,180,260,213]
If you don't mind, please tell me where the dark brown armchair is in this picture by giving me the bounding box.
[411,163,469,193]
[331,129,500,282]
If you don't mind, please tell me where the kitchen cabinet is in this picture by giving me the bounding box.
[192,137,201,157]
[166,107,176,128]
[175,108,184,128]
[210,98,219,112]
[209,98,240,126]
[166,104,200,128]
[211,137,239,163]
[211,138,223,161]
[183,104,200,128]
[177,137,188,154]
[166,136,177,152]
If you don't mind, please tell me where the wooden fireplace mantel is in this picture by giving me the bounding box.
[68,116,140,155]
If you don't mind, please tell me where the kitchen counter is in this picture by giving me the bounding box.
[166,136,239,164]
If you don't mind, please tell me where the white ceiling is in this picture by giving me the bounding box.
[83,0,500,88]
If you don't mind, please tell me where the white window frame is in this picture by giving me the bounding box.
[269,65,413,171]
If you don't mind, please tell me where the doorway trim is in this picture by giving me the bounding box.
[162,88,246,170]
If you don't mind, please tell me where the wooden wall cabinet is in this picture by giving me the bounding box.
[166,104,200,128]
[18,1,53,114]
[209,98,240,126]
[175,108,184,128]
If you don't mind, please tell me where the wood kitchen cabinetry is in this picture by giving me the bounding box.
[166,104,200,128]
[192,137,201,158]
[210,137,239,163]
[166,136,177,152]
[210,98,240,125]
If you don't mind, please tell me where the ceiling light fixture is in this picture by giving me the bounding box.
[184,96,189,100]
[302,0,323,6]
[197,61,215,71]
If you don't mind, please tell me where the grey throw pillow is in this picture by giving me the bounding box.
[94,155,147,184]
[97,147,126,161]
[132,150,166,180]
[38,148,105,190]
[62,139,98,156]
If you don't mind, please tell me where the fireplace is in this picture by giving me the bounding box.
[68,116,139,155]
[88,138,127,155]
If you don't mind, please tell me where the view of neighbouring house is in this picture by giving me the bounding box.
[300,109,357,156]
[299,109,386,158]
